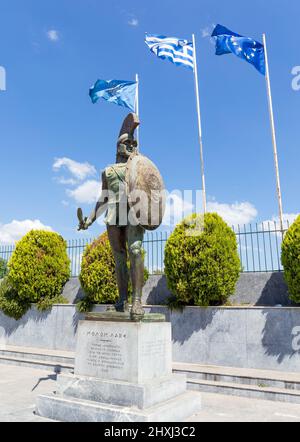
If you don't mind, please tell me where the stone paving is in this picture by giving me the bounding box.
[0,365,56,422]
[188,392,300,422]
[1,365,300,422]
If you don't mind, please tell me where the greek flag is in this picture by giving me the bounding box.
[145,34,194,70]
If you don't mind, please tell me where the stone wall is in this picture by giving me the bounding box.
[63,272,292,307]
[141,273,293,307]
[1,305,300,373]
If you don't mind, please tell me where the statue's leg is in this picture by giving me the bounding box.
[127,224,145,320]
[107,225,129,312]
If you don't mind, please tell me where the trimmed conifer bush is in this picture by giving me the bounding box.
[0,258,7,279]
[0,277,31,320]
[164,213,241,306]
[282,215,300,303]
[79,232,119,310]
[79,232,149,312]
[0,230,70,319]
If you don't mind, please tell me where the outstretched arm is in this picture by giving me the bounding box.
[77,172,108,230]
[87,172,108,224]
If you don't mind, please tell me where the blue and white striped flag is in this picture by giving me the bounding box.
[145,34,194,70]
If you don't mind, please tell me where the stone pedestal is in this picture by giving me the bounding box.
[36,316,201,422]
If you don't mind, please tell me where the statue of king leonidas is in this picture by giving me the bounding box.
[78,113,165,321]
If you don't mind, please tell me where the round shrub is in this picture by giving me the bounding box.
[79,232,149,311]
[0,258,7,279]
[164,213,241,306]
[282,216,300,303]
[0,278,31,320]
[7,230,70,312]
[80,232,119,308]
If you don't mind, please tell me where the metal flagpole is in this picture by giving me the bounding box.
[262,33,284,234]
[135,73,140,151]
[192,34,207,214]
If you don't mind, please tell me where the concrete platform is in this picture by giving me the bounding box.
[2,365,300,422]
[190,392,300,422]
[0,365,56,422]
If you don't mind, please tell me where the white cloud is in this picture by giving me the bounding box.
[67,180,101,204]
[0,220,53,245]
[161,194,257,229]
[201,25,216,45]
[54,177,78,186]
[201,27,211,38]
[47,30,59,42]
[128,17,139,27]
[207,200,258,226]
[283,213,300,225]
[262,213,300,229]
[162,192,194,228]
[53,157,97,182]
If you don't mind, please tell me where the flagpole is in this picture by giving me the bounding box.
[192,34,207,214]
[135,73,140,151]
[262,33,284,234]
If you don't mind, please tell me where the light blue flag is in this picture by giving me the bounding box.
[145,34,194,70]
[89,79,137,112]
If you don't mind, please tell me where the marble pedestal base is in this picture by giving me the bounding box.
[36,317,201,422]
[36,390,201,422]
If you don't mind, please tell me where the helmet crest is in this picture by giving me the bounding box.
[117,113,140,161]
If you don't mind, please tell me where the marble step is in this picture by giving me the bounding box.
[36,390,202,422]
[0,354,74,373]
[2,346,300,404]
[0,346,75,369]
[174,363,300,391]
[0,345,75,365]
[186,378,300,404]
[56,373,187,410]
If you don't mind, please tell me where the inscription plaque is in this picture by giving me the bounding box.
[74,320,172,383]
[87,335,126,371]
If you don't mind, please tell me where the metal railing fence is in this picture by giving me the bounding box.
[0,221,291,277]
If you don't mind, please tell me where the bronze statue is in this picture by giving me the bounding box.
[77,113,165,321]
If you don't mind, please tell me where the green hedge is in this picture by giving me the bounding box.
[0,258,7,279]
[164,213,241,306]
[79,232,149,312]
[282,216,300,303]
[0,278,30,320]
[0,230,70,319]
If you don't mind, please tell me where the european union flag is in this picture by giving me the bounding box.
[211,24,266,75]
[89,79,137,112]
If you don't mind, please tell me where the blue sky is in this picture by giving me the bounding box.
[0,0,299,243]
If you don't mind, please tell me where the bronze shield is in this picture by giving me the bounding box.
[126,154,166,231]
